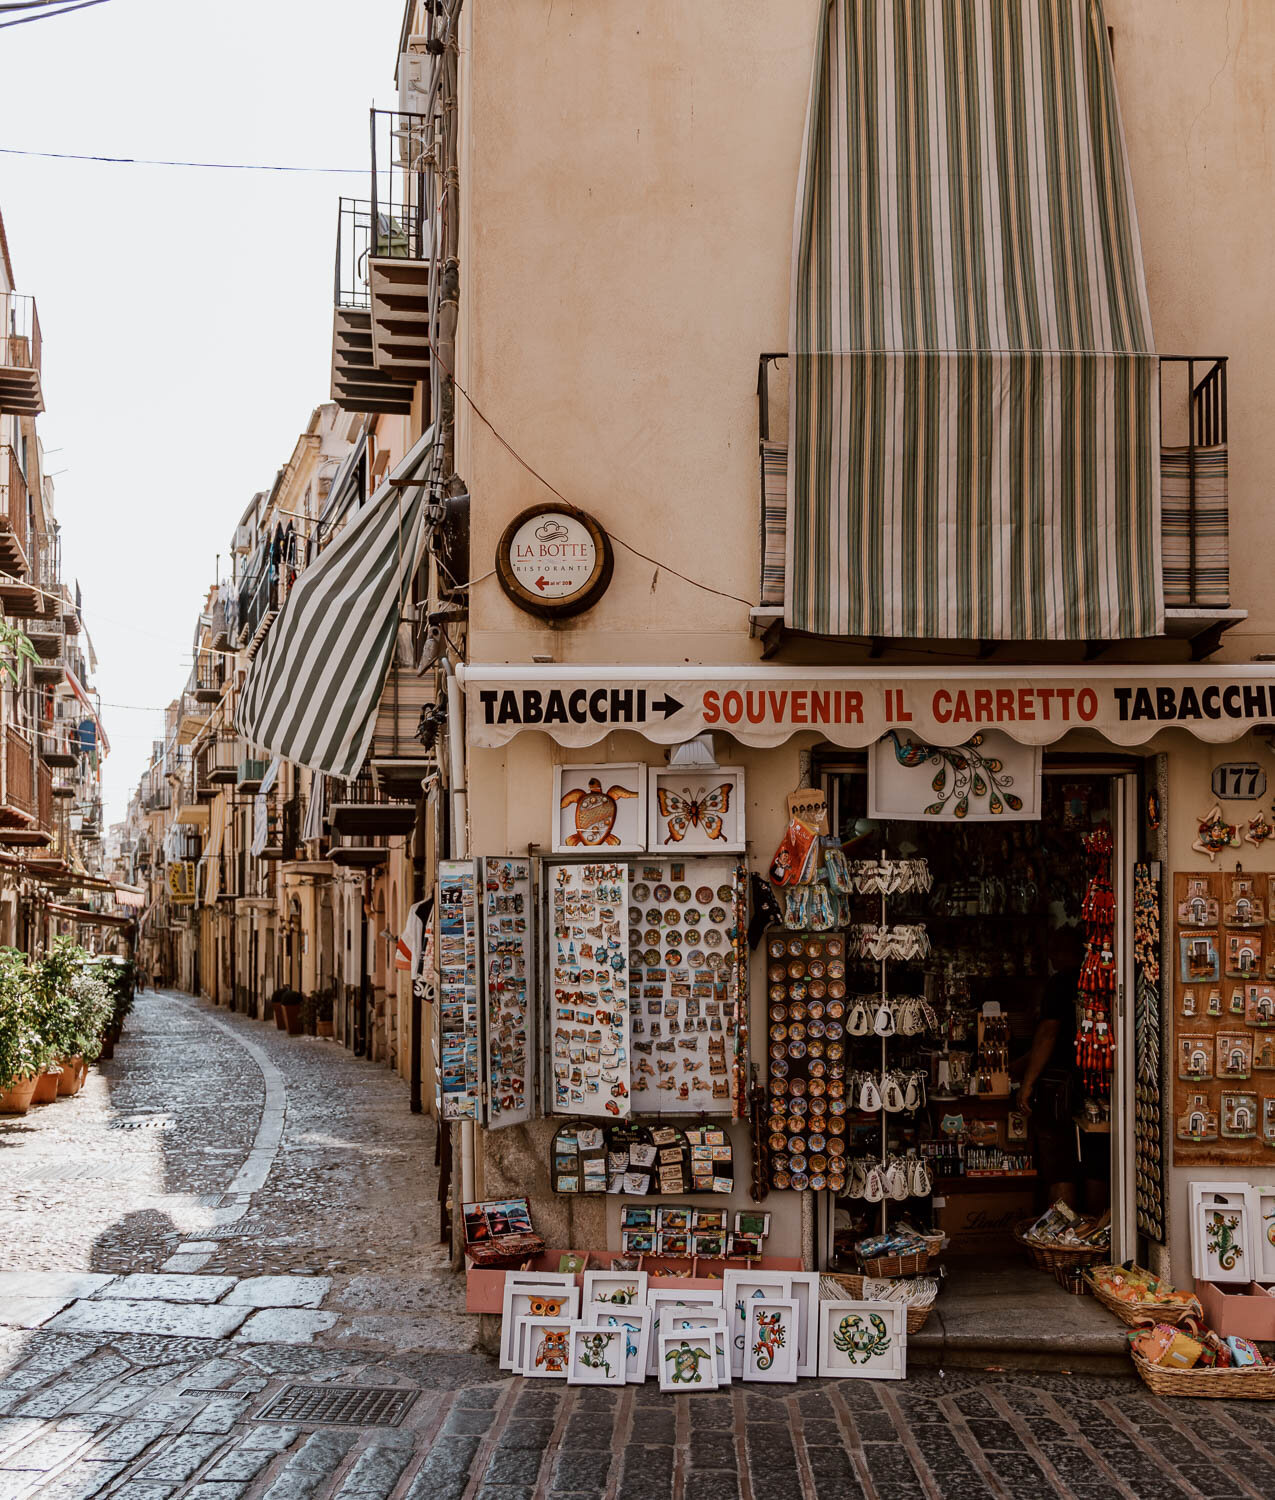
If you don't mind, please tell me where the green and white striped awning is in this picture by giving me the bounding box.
[235,427,437,778]
[787,0,1159,641]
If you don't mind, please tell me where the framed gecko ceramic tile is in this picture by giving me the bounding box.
[657,1308,730,1384]
[1189,1182,1260,1283]
[657,1331,719,1392]
[586,1305,651,1383]
[520,1317,577,1379]
[723,1271,790,1377]
[582,1270,648,1309]
[499,1282,580,1369]
[817,1301,907,1380]
[554,765,647,854]
[742,1296,800,1383]
[647,767,746,853]
[567,1325,628,1386]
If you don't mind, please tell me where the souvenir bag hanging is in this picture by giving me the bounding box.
[769,817,817,887]
[1076,825,1116,1096]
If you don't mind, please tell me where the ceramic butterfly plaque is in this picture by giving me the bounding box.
[648,768,745,853]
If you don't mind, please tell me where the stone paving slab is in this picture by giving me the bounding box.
[222,1280,330,1311]
[231,1311,339,1346]
[44,1303,248,1342]
[0,1281,114,1305]
[91,1279,236,1306]
[0,1303,74,1333]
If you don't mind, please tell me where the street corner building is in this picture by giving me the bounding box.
[118,0,1275,1386]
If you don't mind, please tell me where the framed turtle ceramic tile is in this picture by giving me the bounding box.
[658,1330,720,1392]
[657,1307,730,1383]
[817,1300,906,1380]
[723,1271,790,1377]
[499,1281,580,1369]
[554,765,647,854]
[582,1269,648,1309]
[646,1290,724,1374]
[648,768,746,853]
[566,1324,628,1386]
[520,1316,577,1378]
[586,1305,651,1383]
[741,1296,800,1383]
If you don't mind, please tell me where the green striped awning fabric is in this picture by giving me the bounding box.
[787,0,1160,640]
[235,427,437,778]
[1161,445,1229,608]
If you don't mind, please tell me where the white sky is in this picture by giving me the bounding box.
[0,0,403,825]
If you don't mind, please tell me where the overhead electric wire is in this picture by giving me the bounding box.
[0,0,110,27]
[0,146,365,173]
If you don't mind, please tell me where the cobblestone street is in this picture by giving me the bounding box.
[1,992,1273,1500]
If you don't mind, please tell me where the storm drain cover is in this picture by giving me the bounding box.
[254,1384,417,1427]
[110,1113,178,1131]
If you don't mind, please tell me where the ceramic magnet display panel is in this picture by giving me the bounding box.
[567,1325,627,1386]
[648,767,746,853]
[742,1297,800,1383]
[554,764,647,854]
[547,861,631,1117]
[627,855,743,1116]
[436,860,481,1120]
[519,1317,576,1378]
[817,1300,907,1380]
[480,858,536,1127]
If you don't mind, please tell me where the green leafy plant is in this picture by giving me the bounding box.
[0,947,47,1089]
[31,938,112,1062]
[0,619,39,688]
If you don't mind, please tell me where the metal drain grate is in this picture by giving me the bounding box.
[253,1384,417,1427]
[110,1113,178,1131]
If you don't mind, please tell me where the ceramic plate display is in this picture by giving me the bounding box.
[647,767,746,853]
[519,1316,577,1378]
[1189,1181,1259,1284]
[817,1300,907,1380]
[741,1296,800,1383]
[723,1271,791,1377]
[500,1282,580,1369]
[554,764,647,854]
[567,1324,628,1385]
[479,857,536,1128]
[657,1330,720,1391]
[586,1305,652,1383]
[436,860,481,1119]
[582,1270,648,1309]
[657,1308,730,1384]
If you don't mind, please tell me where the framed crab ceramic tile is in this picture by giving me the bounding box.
[648,767,746,853]
[723,1272,791,1377]
[554,765,647,854]
[817,1300,907,1380]
[657,1307,730,1384]
[742,1296,799,1383]
[567,1324,627,1386]
[1190,1183,1258,1283]
[520,1317,577,1378]
[582,1270,647,1310]
[657,1331,719,1392]
[499,1282,579,1369]
[586,1305,651,1383]
[646,1291,723,1375]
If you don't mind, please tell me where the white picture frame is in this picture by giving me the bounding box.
[742,1296,799,1384]
[1190,1181,1260,1284]
[646,1290,724,1375]
[1257,1186,1275,1283]
[817,1300,907,1380]
[499,1281,580,1369]
[567,1324,628,1386]
[657,1330,720,1392]
[582,1269,648,1310]
[554,763,647,854]
[647,766,746,853]
[586,1305,651,1383]
[519,1316,577,1378]
[723,1271,790,1377]
[657,1308,730,1384]
[784,1272,820,1378]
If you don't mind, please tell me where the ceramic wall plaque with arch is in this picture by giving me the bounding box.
[1190,1182,1259,1284]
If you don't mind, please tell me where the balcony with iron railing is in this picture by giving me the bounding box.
[37,720,78,769]
[366,109,433,378]
[0,445,32,595]
[331,197,418,416]
[329,763,417,838]
[754,352,1241,660]
[236,548,280,654]
[193,653,225,704]
[199,731,241,791]
[208,586,237,652]
[0,292,44,416]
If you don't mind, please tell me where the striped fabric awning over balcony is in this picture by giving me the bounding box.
[235,426,438,778]
[787,0,1159,641]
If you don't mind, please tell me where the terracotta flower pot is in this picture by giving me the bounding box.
[281,1003,304,1037]
[0,1075,39,1114]
[99,1035,115,1061]
[56,1058,85,1096]
[315,1020,335,1038]
[31,1069,61,1105]
[273,1005,286,1030]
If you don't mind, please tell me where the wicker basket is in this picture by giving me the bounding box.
[1086,1268,1202,1328]
[823,1272,935,1334]
[859,1250,930,1278]
[1131,1350,1275,1400]
[1014,1218,1107,1280]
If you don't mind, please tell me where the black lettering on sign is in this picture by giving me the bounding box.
[476,687,685,727]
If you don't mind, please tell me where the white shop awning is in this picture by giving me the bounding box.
[460,663,1275,751]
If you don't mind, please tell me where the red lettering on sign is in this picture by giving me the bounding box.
[1078,687,1098,722]
[1018,688,1035,721]
[933,689,952,723]
[702,690,720,724]
[845,691,864,723]
[722,691,743,724]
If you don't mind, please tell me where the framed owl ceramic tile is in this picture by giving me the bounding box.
[567,1324,627,1386]
[520,1317,577,1378]
[817,1300,907,1380]
[648,767,746,853]
[658,1331,720,1392]
[500,1282,580,1369]
[741,1296,799,1383]
[553,764,647,854]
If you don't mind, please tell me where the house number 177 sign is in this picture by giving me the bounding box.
[496,503,614,620]
[1211,763,1267,799]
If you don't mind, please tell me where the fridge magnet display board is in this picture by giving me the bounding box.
[480,857,535,1127]
[627,855,743,1116]
[554,764,647,853]
[437,860,481,1120]
[1174,872,1275,1166]
[548,861,631,1116]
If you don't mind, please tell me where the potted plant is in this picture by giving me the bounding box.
[272,986,304,1037]
[32,939,110,1096]
[0,948,47,1114]
[303,989,335,1039]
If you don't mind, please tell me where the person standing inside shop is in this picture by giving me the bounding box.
[1014,926,1085,1208]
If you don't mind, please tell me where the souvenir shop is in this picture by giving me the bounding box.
[446,663,1275,1375]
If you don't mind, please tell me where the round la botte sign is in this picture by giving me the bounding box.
[496,503,614,619]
